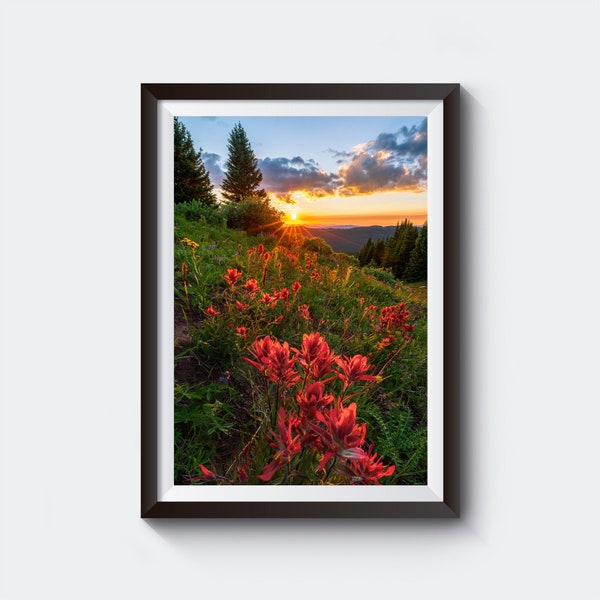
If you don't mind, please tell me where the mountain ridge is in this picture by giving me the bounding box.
[299,225,398,254]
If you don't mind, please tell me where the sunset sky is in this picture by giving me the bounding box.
[179,115,427,226]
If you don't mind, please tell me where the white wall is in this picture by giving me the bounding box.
[1,1,598,598]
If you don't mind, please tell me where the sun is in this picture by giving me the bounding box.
[285,210,299,224]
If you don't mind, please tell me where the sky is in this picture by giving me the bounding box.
[179,115,428,226]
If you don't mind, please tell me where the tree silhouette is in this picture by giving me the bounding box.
[221,122,266,203]
[404,223,427,282]
[174,117,216,206]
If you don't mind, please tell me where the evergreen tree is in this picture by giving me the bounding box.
[381,235,395,268]
[174,117,216,206]
[404,223,428,282]
[358,237,374,266]
[372,239,386,266]
[389,219,418,279]
[221,122,266,203]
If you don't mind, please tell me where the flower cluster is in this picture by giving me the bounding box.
[378,302,415,340]
[200,332,395,486]
[177,237,420,486]
[358,301,416,344]
[244,336,300,388]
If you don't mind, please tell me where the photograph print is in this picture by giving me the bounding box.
[173,113,429,487]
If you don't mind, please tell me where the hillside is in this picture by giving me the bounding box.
[174,214,428,487]
[302,225,397,254]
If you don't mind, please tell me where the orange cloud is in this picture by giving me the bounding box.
[262,119,427,202]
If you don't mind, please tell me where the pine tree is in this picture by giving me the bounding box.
[388,219,418,279]
[174,117,216,206]
[381,235,394,268]
[404,223,428,282]
[358,237,372,266]
[372,239,386,266]
[221,122,267,203]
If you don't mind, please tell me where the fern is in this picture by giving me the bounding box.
[360,403,427,485]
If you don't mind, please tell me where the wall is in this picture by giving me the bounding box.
[0,1,598,598]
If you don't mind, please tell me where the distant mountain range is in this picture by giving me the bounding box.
[302,225,398,254]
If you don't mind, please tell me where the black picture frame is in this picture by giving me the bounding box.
[141,83,460,518]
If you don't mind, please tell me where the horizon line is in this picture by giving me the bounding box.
[288,213,427,227]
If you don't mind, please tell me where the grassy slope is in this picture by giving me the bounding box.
[173,216,428,485]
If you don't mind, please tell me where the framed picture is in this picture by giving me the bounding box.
[141,83,460,518]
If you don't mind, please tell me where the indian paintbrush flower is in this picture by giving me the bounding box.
[297,332,337,380]
[258,407,302,482]
[223,268,243,286]
[314,401,367,470]
[343,445,395,484]
[243,278,260,295]
[335,354,376,386]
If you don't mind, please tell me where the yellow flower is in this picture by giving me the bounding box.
[180,237,199,249]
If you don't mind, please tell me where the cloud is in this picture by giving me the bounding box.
[203,119,427,201]
[338,154,426,196]
[259,156,342,202]
[202,152,224,185]
[328,148,353,160]
[335,118,427,195]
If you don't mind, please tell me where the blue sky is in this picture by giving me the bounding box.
[178,115,428,226]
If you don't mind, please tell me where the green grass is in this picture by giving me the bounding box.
[173,214,428,485]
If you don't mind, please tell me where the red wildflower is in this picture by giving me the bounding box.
[403,322,415,341]
[304,252,315,269]
[263,252,271,262]
[243,278,260,295]
[275,287,290,301]
[236,463,249,483]
[205,305,220,317]
[243,336,299,387]
[257,243,264,255]
[296,381,334,421]
[198,464,217,481]
[298,332,328,366]
[247,248,255,256]
[335,354,376,386]
[260,292,278,308]
[258,407,302,482]
[377,335,396,349]
[344,446,395,485]
[223,268,243,286]
[314,401,367,470]
[310,269,322,281]
[243,336,275,374]
[292,281,301,293]
[379,303,411,330]
[237,326,247,339]
[297,332,336,380]
[265,341,299,386]
[298,304,311,321]
[235,300,249,311]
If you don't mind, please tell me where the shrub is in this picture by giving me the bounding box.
[362,266,397,286]
[174,200,226,226]
[222,197,283,235]
[301,236,333,255]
